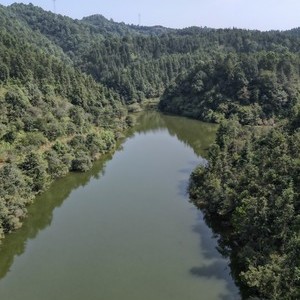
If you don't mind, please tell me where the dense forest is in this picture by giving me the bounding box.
[190,116,300,299]
[1,3,300,299]
[7,3,300,105]
[0,4,128,242]
[160,51,300,125]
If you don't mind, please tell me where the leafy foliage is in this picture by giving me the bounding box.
[0,4,127,243]
[1,4,300,299]
[190,116,300,299]
[160,52,300,125]
[9,3,300,105]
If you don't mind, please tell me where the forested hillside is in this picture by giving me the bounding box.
[1,3,300,299]
[0,4,127,242]
[8,3,300,106]
[189,114,300,299]
[160,51,300,125]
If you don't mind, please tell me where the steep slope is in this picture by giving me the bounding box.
[160,51,300,124]
[8,3,201,102]
[9,3,300,105]
[189,114,300,299]
[0,4,127,242]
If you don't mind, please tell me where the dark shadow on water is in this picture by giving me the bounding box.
[176,162,241,298]
[178,179,189,197]
[190,261,239,300]
[178,160,204,197]
[179,167,195,174]
[192,217,221,260]
[189,212,241,299]
[190,261,231,281]
[200,211,256,300]
[179,160,205,173]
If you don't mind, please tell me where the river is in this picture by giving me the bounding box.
[0,111,240,300]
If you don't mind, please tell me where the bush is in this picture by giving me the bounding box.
[71,151,92,172]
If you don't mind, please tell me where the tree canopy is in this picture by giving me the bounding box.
[1,4,300,298]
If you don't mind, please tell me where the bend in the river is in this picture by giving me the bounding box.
[0,111,240,300]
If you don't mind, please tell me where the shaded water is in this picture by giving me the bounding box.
[0,112,240,300]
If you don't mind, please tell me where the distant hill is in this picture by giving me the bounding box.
[7,3,300,105]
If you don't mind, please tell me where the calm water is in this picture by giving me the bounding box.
[0,112,240,300]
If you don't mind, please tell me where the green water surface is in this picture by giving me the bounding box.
[0,112,240,300]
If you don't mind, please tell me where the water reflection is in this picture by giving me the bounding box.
[134,111,217,157]
[199,211,249,299]
[0,153,112,279]
[0,111,237,300]
[0,111,215,280]
[175,162,241,299]
[189,214,240,300]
